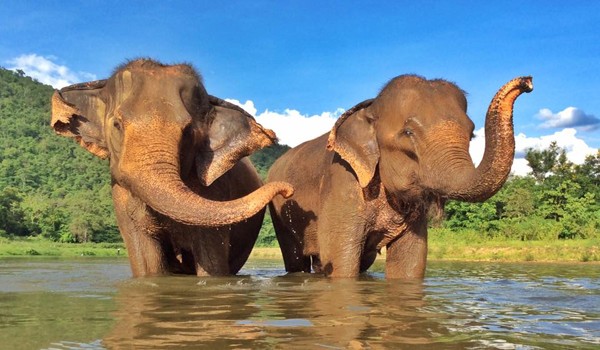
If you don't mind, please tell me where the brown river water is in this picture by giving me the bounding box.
[0,258,598,349]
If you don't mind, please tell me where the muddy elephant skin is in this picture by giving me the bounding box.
[268,75,532,278]
[51,59,293,277]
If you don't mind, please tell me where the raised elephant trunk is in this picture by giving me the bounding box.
[119,123,294,227]
[445,76,533,202]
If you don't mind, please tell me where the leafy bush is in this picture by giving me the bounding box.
[25,248,40,255]
[255,213,278,247]
[497,217,561,241]
[59,232,76,243]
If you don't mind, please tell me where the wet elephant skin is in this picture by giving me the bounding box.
[51,59,293,277]
[269,75,533,278]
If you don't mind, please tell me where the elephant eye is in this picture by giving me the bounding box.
[402,128,414,136]
[113,119,122,131]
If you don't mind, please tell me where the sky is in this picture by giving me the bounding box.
[1,1,599,176]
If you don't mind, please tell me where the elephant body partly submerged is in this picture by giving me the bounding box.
[269,75,533,279]
[51,59,292,277]
[111,157,264,276]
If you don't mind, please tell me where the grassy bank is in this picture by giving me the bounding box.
[0,237,126,258]
[1,235,599,263]
[428,229,600,263]
[427,239,600,263]
[249,229,600,263]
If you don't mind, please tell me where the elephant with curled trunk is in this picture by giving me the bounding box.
[51,59,293,277]
[268,75,533,279]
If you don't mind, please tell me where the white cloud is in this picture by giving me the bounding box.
[227,99,258,116]
[226,99,344,147]
[470,127,598,176]
[6,54,96,89]
[536,107,599,131]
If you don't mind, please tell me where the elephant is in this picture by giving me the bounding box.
[51,58,293,277]
[268,75,533,279]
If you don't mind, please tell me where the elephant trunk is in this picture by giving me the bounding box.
[445,76,533,202]
[119,125,293,227]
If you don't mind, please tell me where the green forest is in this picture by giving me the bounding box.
[1,67,599,248]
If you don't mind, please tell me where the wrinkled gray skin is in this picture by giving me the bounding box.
[51,59,293,277]
[268,75,533,279]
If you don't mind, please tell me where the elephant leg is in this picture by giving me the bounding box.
[228,210,263,275]
[317,206,366,278]
[270,203,311,273]
[317,169,368,278]
[359,232,382,273]
[112,183,169,277]
[385,215,428,279]
[189,230,230,276]
[359,249,378,273]
[311,255,322,273]
[319,230,365,277]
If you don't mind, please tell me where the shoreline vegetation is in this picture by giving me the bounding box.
[1,235,598,264]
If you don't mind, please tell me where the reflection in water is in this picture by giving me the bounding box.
[0,259,598,349]
[103,274,449,349]
[0,258,129,350]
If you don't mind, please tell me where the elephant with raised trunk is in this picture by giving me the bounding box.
[51,59,293,277]
[268,75,533,278]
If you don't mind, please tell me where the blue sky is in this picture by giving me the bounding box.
[1,1,598,175]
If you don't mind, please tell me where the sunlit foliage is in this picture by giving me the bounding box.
[0,67,118,242]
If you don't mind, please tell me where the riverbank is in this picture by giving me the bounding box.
[1,236,598,263]
[250,241,600,263]
[0,237,126,258]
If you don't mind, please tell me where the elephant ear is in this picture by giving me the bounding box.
[51,80,109,159]
[327,99,379,188]
[196,95,277,186]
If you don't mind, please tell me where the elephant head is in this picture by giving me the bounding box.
[327,75,533,203]
[51,59,292,227]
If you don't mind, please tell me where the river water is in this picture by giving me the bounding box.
[0,258,598,349]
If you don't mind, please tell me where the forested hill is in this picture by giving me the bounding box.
[0,68,288,242]
[0,68,118,242]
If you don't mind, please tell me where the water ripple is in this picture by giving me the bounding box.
[0,259,598,349]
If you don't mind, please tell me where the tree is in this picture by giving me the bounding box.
[255,212,278,247]
[539,180,598,239]
[496,176,537,220]
[503,187,535,219]
[0,187,29,236]
[443,200,499,233]
[250,144,290,179]
[525,141,570,183]
[573,150,600,201]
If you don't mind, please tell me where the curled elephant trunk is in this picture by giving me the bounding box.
[445,76,533,202]
[119,125,294,227]
[139,176,294,227]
